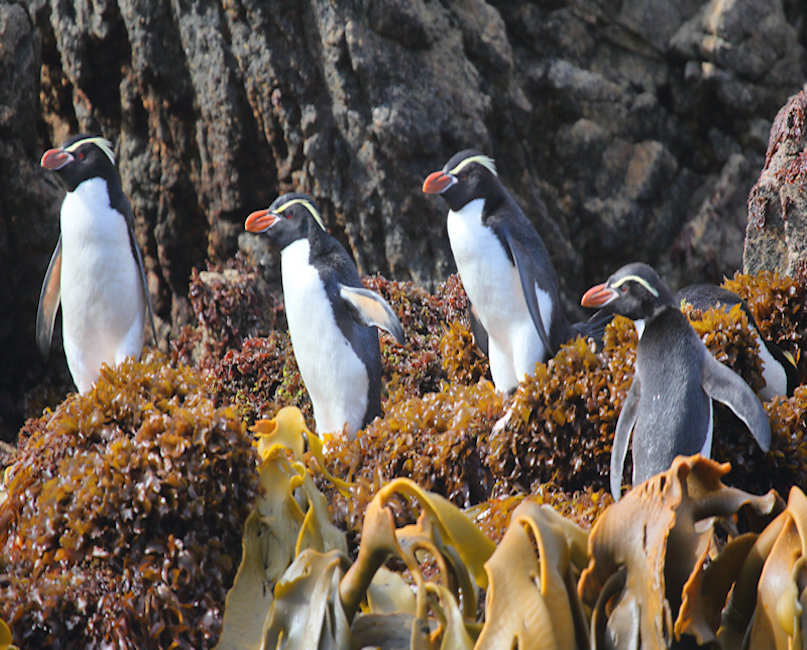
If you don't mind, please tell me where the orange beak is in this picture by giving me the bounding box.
[41,148,73,170]
[245,209,279,233]
[422,170,456,194]
[581,283,618,308]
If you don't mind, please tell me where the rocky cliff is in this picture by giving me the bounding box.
[0,0,805,439]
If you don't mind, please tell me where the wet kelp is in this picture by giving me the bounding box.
[0,355,258,648]
[218,423,797,649]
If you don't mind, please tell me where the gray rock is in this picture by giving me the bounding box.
[744,90,807,279]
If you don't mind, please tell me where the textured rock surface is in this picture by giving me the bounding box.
[0,0,805,438]
[744,90,807,279]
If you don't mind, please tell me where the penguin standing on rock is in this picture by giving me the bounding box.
[37,134,157,393]
[581,263,771,500]
[245,193,404,438]
[423,149,606,393]
[676,284,798,401]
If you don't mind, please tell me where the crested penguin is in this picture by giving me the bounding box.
[581,263,771,500]
[423,150,605,393]
[676,284,798,401]
[244,193,404,438]
[37,134,157,393]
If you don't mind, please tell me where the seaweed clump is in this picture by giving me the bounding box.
[723,271,806,384]
[486,317,638,494]
[211,332,313,426]
[364,273,489,401]
[324,380,504,543]
[172,253,282,370]
[0,354,258,648]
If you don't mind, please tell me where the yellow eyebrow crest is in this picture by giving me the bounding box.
[611,274,659,297]
[448,154,497,177]
[275,198,326,231]
[63,137,116,165]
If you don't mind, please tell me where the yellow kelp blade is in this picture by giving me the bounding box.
[366,566,417,615]
[293,465,348,558]
[253,406,352,493]
[262,549,353,649]
[475,500,589,649]
[579,455,781,649]
[217,512,276,650]
[218,409,348,650]
[396,513,478,619]
[0,619,17,650]
[376,477,496,589]
[425,583,475,650]
[746,486,807,649]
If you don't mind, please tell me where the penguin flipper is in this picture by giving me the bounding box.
[612,375,641,501]
[36,237,63,359]
[468,302,489,356]
[501,229,555,356]
[701,352,772,452]
[573,309,614,349]
[127,221,158,346]
[339,285,405,344]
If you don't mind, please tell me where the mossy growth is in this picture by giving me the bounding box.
[467,487,611,545]
[322,379,503,545]
[0,353,258,648]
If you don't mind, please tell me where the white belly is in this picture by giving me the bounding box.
[281,239,369,436]
[59,178,145,392]
[755,330,788,401]
[447,199,548,390]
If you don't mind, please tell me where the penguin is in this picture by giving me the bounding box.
[244,192,404,438]
[676,284,798,401]
[37,134,157,393]
[423,150,608,393]
[580,263,771,500]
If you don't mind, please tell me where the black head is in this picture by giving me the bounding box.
[422,149,502,212]
[244,192,326,250]
[41,134,119,192]
[581,262,675,321]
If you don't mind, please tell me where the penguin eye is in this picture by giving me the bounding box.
[460,172,468,181]
[620,285,628,294]
[77,151,85,161]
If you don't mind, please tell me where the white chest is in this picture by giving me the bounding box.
[58,178,145,390]
[446,200,536,341]
[60,179,139,289]
[280,239,369,435]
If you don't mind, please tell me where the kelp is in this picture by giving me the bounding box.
[578,455,782,648]
[6,262,807,647]
[719,485,807,648]
[216,407,347,650]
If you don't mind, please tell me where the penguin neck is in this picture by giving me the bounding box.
[61,178,124,244]
[640,304,680,339]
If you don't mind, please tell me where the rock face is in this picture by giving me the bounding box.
[0,0,805,438]
[744,90,807,279]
